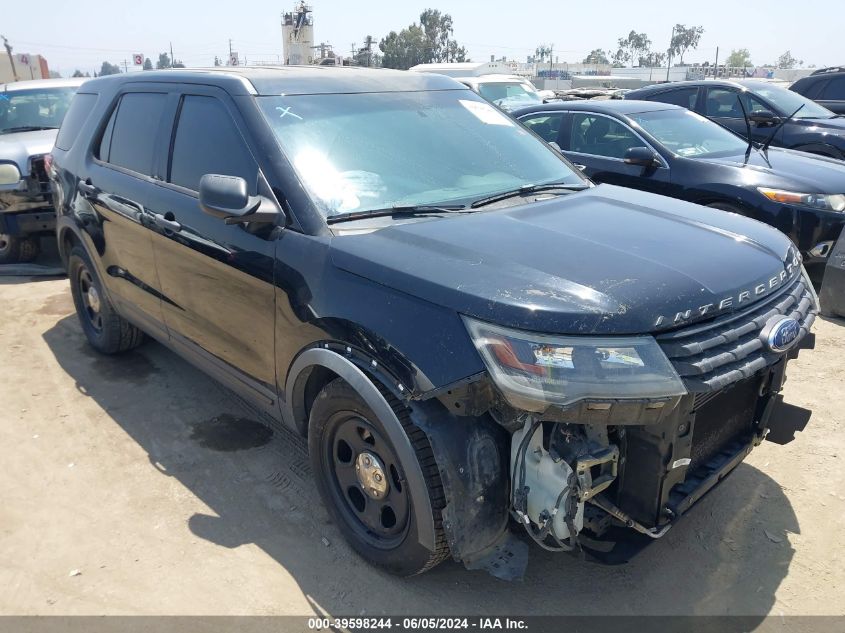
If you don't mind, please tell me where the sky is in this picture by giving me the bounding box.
[3,0,843,77]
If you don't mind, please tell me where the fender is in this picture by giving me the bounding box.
[284,347,437,552]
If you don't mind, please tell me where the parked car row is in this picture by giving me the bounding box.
[32,67,822,581]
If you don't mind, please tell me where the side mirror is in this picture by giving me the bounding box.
[749,110,778,125]
[198,174,282,226]
[624,146,660,168]
[548,141,563,153]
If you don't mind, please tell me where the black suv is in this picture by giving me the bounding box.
[626,80,845,160]
[50,68,817,579]
[791,67,845,115]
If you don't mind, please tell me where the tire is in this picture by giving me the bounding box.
[0,233,39,264]
[308,378,449,576]
[67,246,144,354]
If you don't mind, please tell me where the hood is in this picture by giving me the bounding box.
[330,185,800,335]
[0,129,58,171]
[701,146,845,192]
[791,117,845,148]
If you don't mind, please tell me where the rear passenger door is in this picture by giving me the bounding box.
[83,90,169,335]
[562,112,672,195]
[145,87,279,407]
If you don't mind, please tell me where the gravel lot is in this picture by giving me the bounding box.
[1,263,843,618]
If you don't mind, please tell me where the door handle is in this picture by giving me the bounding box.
[153,213,182,232]
[78,180,98,197]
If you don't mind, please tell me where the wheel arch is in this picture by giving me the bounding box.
[285,346,438,552]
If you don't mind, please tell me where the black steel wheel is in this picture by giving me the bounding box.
[67,246,144,354]
[309,378,449,576]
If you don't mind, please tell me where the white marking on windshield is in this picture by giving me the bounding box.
[276,106,303,120]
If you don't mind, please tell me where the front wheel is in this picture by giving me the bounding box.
[0,233,39,264]
[308,378,449,576]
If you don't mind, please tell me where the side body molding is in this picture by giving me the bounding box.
[284,347,437,552]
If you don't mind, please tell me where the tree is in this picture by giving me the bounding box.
[143,57,153,70]
[616,31,652,67]
[380,25,427,70]
[71,70,90,77]
[583,49,609,65]
[99,61,121,76]
[725,48,753,68]
[48,70,62,78]
[156,52,172,69]
[379,9,468,69]
[668,24,704,66]
[172,60,186,68]
[639,51,666,67]
[777,50,801,69]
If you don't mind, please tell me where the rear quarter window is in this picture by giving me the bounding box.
[824,77,845,100]
[54,93,98,151]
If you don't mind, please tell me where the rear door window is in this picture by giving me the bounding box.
[168,95,257,193]
[705,88,743,118]
[99,92,167,176]
[570,113,641,159]
[55,93,98,150]
[653,87,698,110]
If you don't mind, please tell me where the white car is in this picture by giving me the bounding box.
[453,74,545,111]
[0,78,85,263]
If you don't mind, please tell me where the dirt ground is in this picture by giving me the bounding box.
[1,264,844,618]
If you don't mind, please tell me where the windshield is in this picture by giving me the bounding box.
[744,83,835,119]
[477,82,542,110]
[631,109,748,158]
[257,91,582,218]
[0,87,79,134]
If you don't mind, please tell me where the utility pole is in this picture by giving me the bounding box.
[549,44,554,77]
[2,35,19,82]
[122,59,128,73]
[714,46,719,78]
[170,41,174,66]
[666,25,675,82]
[351,42,356,63]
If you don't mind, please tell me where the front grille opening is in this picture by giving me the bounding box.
[657,274,814,392]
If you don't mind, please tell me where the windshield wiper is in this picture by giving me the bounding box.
[0,125,59,134]
[326,204,469,224]
[761,104,804,154]
[470,183,589,208]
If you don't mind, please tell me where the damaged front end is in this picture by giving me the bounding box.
[416,270,817,579]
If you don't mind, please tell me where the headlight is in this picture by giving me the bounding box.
[462,316,687,411]
[758,187,845,212]
[0,163,22,186]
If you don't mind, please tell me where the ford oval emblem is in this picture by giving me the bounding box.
[761,316,802,353]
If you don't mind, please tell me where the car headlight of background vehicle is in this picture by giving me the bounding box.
[0,163,22,186]
[758,187,845,212]
[462,316,687,411]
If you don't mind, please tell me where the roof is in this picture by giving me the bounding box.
[78,66,467,96]
[512,99,681,117]
[1,77,88,92]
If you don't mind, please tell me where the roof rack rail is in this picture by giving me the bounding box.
[811,66,845,75]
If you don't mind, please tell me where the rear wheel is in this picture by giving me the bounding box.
[68,246,144,354]
[0,233,39,264]
[308,378,449,576]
